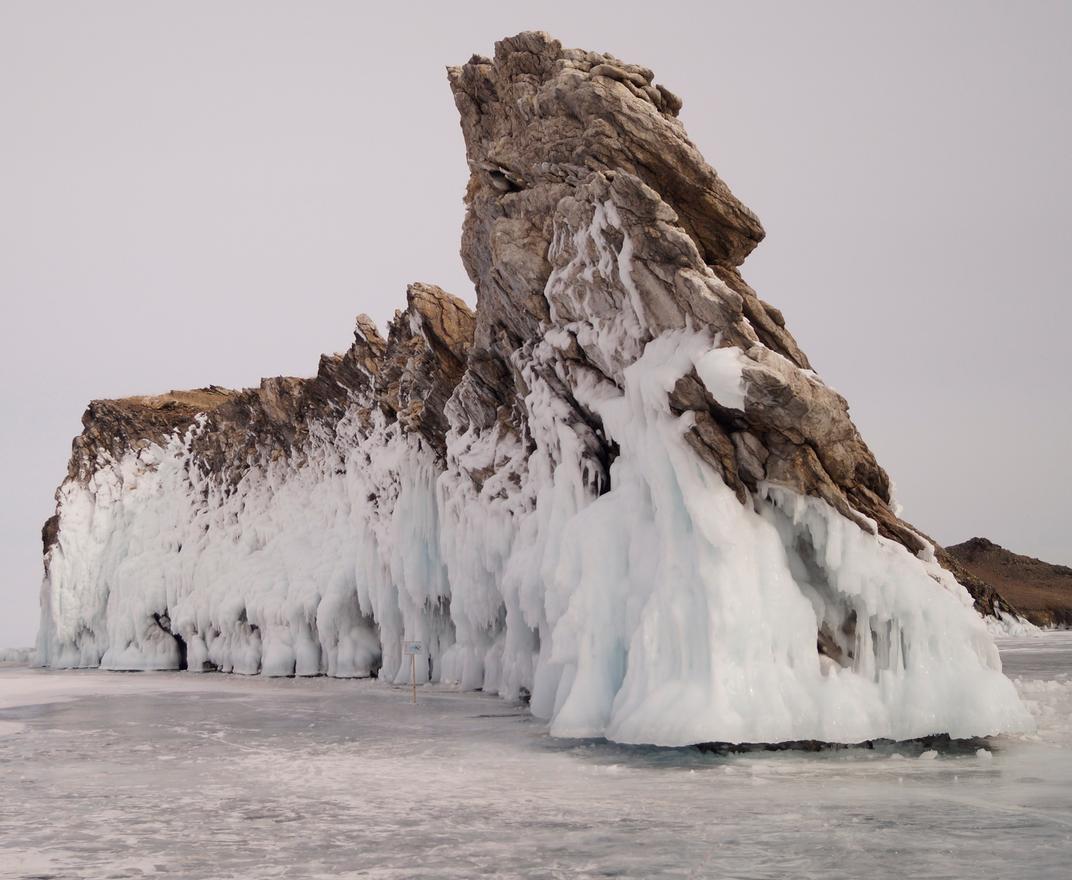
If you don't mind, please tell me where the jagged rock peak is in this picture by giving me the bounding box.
[61,283,474,488]
[444,31,948,588]
[376,283,475,455]
[448,31,764,268]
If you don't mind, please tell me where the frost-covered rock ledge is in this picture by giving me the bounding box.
[38,32,1033,746]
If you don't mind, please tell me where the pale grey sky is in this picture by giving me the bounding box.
[2,1,1069,647]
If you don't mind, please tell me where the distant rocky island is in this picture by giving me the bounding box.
[948,538,1072,628]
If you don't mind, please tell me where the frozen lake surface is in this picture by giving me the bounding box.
[2,632,1070,879]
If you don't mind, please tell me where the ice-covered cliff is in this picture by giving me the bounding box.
[38,32,1032,746]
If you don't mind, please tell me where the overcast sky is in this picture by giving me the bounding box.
[2,1,1069,647]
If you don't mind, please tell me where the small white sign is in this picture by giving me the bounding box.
[402,640,423,656]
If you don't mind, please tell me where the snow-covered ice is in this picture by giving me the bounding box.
[1,632,1070,879]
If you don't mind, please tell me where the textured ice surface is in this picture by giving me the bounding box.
[1,633,1069,879]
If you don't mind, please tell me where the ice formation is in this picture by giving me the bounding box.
[37,32,1033,745]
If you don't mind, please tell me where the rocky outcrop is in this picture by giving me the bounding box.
[50,282,473,506]
[444,31,1005,614]
[37,32,1030,745]
[948,538,1072,628]
[38,284,475,673]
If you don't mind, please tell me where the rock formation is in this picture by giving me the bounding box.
[38,32,1032,745]
[948,538,1072,628]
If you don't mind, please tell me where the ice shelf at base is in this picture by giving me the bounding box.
[37,321,1034,746]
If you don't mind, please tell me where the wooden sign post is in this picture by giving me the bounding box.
[402,640,423,704]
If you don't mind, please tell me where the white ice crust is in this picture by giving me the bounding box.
[38,195,1033,746]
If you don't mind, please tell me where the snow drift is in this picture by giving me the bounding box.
[37,32,1032,745]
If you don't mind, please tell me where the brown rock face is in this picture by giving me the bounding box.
[444,31,1004,614]
[48,285,475,551]
[375,283,475,456]
[947,538,1072,627]
[66,388,235,484]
